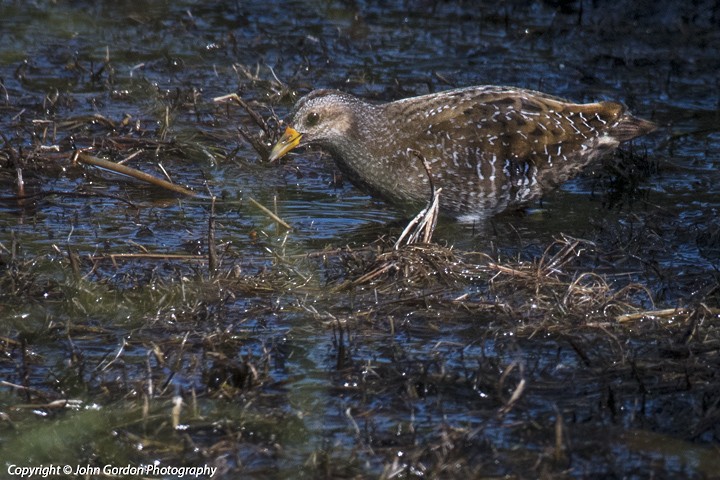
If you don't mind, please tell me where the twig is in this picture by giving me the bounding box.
[213,93,270,133]
[208,195,218,275]
[247,196,292,230]
[617,308,689,323]
[74,151,197,197]
[213,92,279,160]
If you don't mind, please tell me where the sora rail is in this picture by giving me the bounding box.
[269,86,655,221]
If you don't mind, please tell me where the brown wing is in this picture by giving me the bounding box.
[408,88,634,205]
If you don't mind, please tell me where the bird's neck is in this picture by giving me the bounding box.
[323,103,417,205]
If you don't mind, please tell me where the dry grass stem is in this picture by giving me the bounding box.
[74,152,197,197]
[247,196,292,230]
[213,92,279,160]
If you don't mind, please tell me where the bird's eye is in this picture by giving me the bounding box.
[306,111,320,127]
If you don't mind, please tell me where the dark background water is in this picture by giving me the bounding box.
[1,1,719,478]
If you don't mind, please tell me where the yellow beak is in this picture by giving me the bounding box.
[268,126,302,162]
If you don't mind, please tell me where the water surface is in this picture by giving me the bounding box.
[1,1,719,478]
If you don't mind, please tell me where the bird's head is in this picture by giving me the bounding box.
[268,90,365,161]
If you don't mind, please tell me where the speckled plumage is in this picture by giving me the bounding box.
[269,86,655,221]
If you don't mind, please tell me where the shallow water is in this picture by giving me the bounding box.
[1,1,719,478]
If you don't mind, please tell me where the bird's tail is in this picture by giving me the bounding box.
[610,113,657,143]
